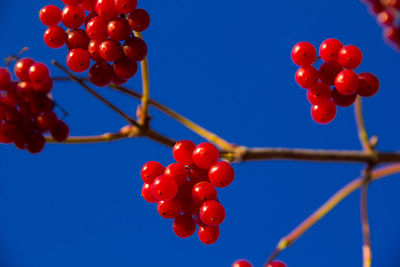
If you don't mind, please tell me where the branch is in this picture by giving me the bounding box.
[360,179,372,267]
[264,163,400,266]
[354,97,373,153]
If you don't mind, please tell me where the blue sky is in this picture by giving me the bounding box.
[1,0,400,266]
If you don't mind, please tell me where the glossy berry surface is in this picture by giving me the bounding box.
[358,72,379,97]
[199,200,225,226]
[115,0,138,14]
[173,140,196,165]
[291,41,316,66]
[192,142,219,169]
[122,37,148,62]
[232,259,253,267]
[337,45,363,69]
[306,82,332,105]
[66,48,90,73]
[39,5,62,26]
[61,5,86,29]
[192,182,217,205]
[164,163,188,187]
[44,26,66,48]
[128,8,151,32]
[311,101,337,124]
[198,226,219,244]
[334,70,360,95]
[208,161,235,187]
[295,66,319,89]
[172,214,196,238]
[151,175,178,201]
[331,89,357,107]
[141,183,158,203]
[157,198,182,219]
[88,62,114,87]
[318,61,343,86]
[319,38,343,62]
[141,161,165,184]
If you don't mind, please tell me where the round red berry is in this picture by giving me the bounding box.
[0,68,11,88]
[122,37,148,62]
[334,69,360,95]
[141,161,165,184]
[37,111,58,130]
[61,5,86,29]
[66,48,91,73]
[113,57,138,79]
[173,140,196,165]
[96,0,119,20]
[198,225,220,244]
[29,63,50,84]
[311,100,337,124]
[172,214,196,238]
[99,39,123,62]
[115,0,138,14]
[306,82,332,105]
[164,163,188,187]
[337,45,363,69]
[192,182,217,205]
[152,175,178,201]
[86,16,109,41]
[377,11,394,26]
[107,18,132,41]
[319,38,343,62]
[232,259,253,267]
[44,26,67,49]
[318,61,343,86]
[358,73,379,97]
[291,41,316,66]
[39,5,62,26]
[157,198,182,219]
[14,58,35,81]
[66,29,90,50]
[141,183,158,203]
[88,61,114,86]
[50,120,70,142]
[208,161,235,187]
[128,9,151,32]
[27,133,45,154]
[192,143,219,170]
[199,200,225,226]
[295,66,319,89]
[0,123,16,144]
[88,40,103,61]
[332,89,357,107]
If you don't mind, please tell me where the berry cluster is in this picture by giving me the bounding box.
[0,59,69,153]
[39,0,150,86]
[361,0,400,49]
[140,140,235,244]
[291,39,380,124]
[232,259,287,267]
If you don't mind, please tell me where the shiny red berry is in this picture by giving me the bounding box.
[318,61,343,86]
[192,143,219,170]
[173,140,196,165]
[37,111,58,130]
[192,182,217,205]
[199,200,225,226]
[358,73,379,97]
[334,70,360,95]
[198,226,219,244]
[141,183,158,203]
[113,57,138,79]
[172,214,196,238]
[115,0,138,14]
[27,133,45,154]
[86,16,109,41]
[107,18,132,41]
[99,39,123,62]
[152,175,178,201]
[331,89,356,107]
[337,45,363,69]
[39,5,62,26]
[44,26,67,49]
[96,0,119,20]
[291,41,316,66]
[122,37,148,62]
[311,101,337,124]
[14,58,35,81]
[128,9,151,32]
[208,161,235,187]
[157,198,182,219]
[164,163,188,187]
[0,68,11,88]
[61,5,86,29]
[295,66,319,89]
[66,29,90,50]
[29,63,50,84]
[232,259,253,267]
[319,38,343,62]
[377,11,394,26]
[50,120,70,142]
[88,61,114,86]
[306,82,332,105]
[88,40,103,61]
[141,161,165,184]
[66,48,91,73]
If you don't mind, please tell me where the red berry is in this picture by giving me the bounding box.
[319,38,343,62]
[66,29,90,50]
[115,0,138,14]
[268,261,287,267]
[99,39,123,62]
[192,182,217,205]
[311,100,337,124]
[192,143,219,170]
[86,16,109,41]
[0,123,16,144]
[26,133,45,154]
[295,66,319,89]
[306,82,332,105]
[157,198,182,219]
[198,226,219,244]
[81,0,97,11]
[188,164,209,183]
[37,111,58,130]
[122,37,148,62]
[66,48,91,73]
[377,11,394,26]
[208,161,235,187]
[151,175,178,201]
[111,74,127,85]
[128,9,151,32]
[88,40,103,61]
[141,161,165,184]
[32,78,53,94]
[50,120,70,142]
[39,5,62,26]
[291,41,316,66]
[331,89,357,107]
[88,61,114,86]
[14,58,35,81]
[232,259,253,267]
[172,214,196,238]
[107,18,132,41]
[28,63,50,84]
[62,0,83,5]
[96,0,119,20]
[199,200,225,226]
[61,5,86,29]
[384,26,400,43]
[164,163,188,187]
[44,26,67,49]
[113,57,138,79]
[141,183,158,203]
[337,45,363,69]
[358,73,379,97]
[173,140,196,165]
[334,70,360,95]
[0,68,11,88]
[318,61,343,86]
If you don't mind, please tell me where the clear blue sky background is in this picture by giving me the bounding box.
[0,0,399,266]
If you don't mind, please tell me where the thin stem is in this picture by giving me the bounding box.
[361,181,372,267]
[108,84,236,151]
[52,61,140,128]
[264,163,400,266]
[134,31,151,127]
[45,132,129,144]
[354,96,373,153]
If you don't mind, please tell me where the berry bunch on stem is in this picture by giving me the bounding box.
[292,38,380,124]
[140,140,235,244]
[0,58,68,153]
[39,0,150,86]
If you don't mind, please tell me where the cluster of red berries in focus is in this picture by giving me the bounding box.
[39,0,150,86]
[291,38,380,124]
[140,140,235,244]
[0,59,69,153]
[232,259,287,267]
[361,0,400,50]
